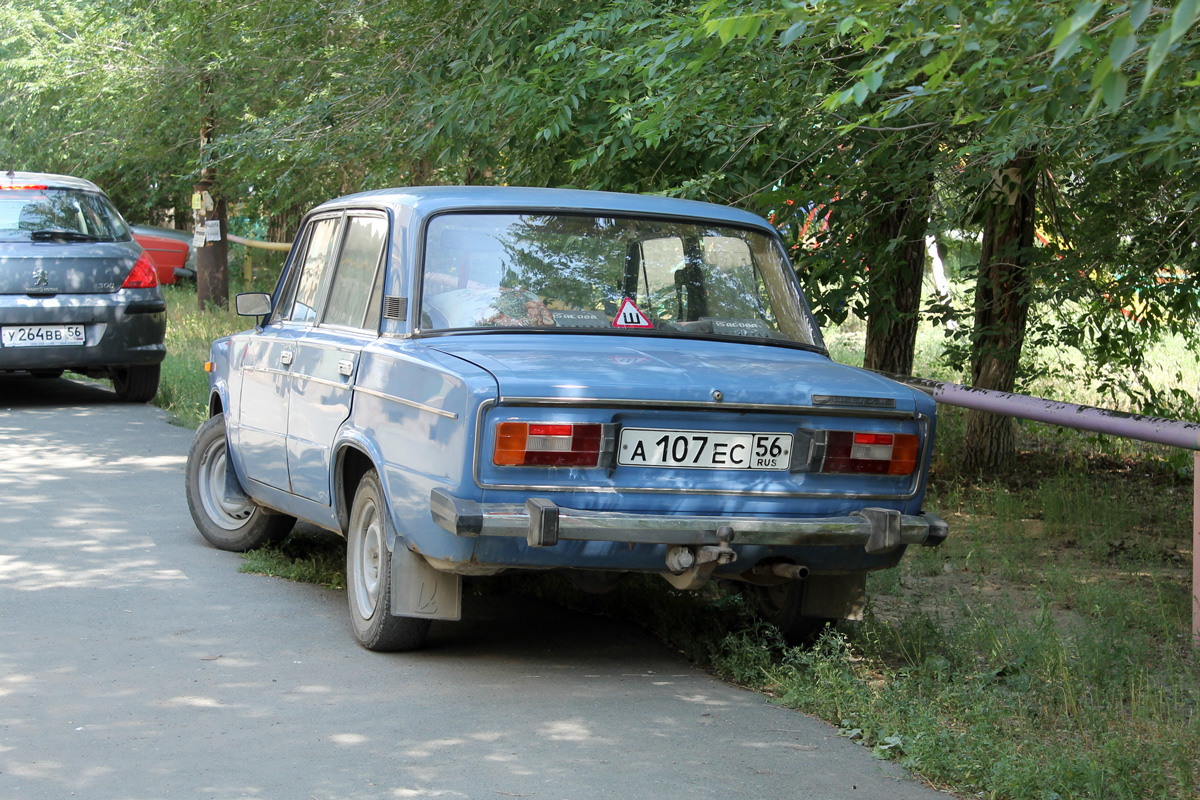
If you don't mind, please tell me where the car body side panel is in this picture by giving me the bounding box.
[349,342,497,563]
[285,328,367,503]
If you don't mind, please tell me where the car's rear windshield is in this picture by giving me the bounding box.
[0,188,130,243]
[418,212,824,349]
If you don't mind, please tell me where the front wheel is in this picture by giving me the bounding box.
[745,580,834,646]
[112,364,160,403]
[346,470,431,652]
[185,413,295,551]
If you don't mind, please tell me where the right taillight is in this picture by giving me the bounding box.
[121,252,160,289]
[820,431,919,475]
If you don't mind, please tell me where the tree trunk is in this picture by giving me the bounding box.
[194,81,229,310]
[963,152,1038,473]
[196,195,229,310]
[862,175,933,376]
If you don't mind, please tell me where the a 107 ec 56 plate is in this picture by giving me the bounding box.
[617,428,792,471]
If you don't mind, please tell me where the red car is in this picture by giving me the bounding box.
[130,225,195,285]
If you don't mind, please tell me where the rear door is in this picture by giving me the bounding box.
[284,212,388,504]
[236,215,341,491]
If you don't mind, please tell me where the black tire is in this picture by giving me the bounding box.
[29,369,64,379]
[185,413,295,551]
[346,469,431,652]
[112,364,160,403]
[746,581,834,646]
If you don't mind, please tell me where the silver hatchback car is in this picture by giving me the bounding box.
[0,171,166,401]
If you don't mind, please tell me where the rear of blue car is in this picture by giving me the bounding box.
[185,186,947,651]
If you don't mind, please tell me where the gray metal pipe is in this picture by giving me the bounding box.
[893,375,1200,451]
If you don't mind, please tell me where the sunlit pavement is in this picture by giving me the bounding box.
[0,375,951,800]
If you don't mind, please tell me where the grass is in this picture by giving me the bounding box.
[161,277,1200,800]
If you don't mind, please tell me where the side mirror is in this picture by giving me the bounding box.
[235,292,272,317]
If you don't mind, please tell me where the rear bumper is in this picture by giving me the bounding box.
[430,489,948,553]
[0,290,166,371]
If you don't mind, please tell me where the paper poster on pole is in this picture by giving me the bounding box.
[191,226,206,248]
[204,220,221,242]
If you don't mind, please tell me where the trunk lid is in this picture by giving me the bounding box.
[429,334,915,411]
[0,241,140,295]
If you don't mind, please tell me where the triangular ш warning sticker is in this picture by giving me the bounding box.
[612,297,653,329]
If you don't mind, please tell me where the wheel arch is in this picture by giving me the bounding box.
[333,438,383,539]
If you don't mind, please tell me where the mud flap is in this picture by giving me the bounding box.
[390,542,462,620]
[802,573,867,622]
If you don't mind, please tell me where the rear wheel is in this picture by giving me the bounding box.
[746,581,834,646]
[185,413,295,551]
[346,469,431,652]
[112,364,160,403]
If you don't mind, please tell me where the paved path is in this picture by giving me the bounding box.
[0,376,951,800]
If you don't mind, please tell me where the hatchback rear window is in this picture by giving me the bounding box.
[0,188,130,243]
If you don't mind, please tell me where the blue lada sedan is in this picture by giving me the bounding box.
[184,186,947,652]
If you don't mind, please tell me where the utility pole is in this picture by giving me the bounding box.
[192,71,229,310]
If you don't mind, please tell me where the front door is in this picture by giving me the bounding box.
[237,214,342,492]
[284,213,388,503]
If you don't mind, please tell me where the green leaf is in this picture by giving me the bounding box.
[1141,27,1172,94]
[1050,1,1103,48]
[1170,0,1199,44]
[1101,70,1128,111]
[851,81,869,105]
[1128,0,1156,30]
[1091,55,1114,89]
[1051,30,1083,68]
[1130,0,1153,30]
[1108,21,1137,69]
[779,22,807,47]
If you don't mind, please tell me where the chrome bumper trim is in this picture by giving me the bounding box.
[430,489,947,552]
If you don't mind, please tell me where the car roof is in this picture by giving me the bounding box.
[1,170,104,193]
[310,185,774,231]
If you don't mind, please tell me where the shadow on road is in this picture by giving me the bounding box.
[0,373,118,407]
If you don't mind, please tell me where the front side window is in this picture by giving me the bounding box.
[418,213,822,348]
[284,217,340,323]
[0,188,129,242]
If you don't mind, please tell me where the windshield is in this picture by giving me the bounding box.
[418,213,823,348]
[0,188,130,243]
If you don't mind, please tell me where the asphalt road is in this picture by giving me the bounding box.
[0,375,952,800]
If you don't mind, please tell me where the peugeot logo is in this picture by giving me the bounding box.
[31,268,49,288]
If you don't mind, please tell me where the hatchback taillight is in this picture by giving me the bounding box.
[493,422,604,467]
[121,252,160,289]
[821,431,918,475]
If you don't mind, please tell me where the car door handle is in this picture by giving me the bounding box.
[280,350,294,366]
[338,359,354,377]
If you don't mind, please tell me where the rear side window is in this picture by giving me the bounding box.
[322,216,387,330]
[0,188,129,242]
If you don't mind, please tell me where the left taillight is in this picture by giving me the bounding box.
[493,422,605,467]
[121,252,160,289]
[820,431,919,475]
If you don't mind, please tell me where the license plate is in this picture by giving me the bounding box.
[1,324,86,347]
[618,428,793,471]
